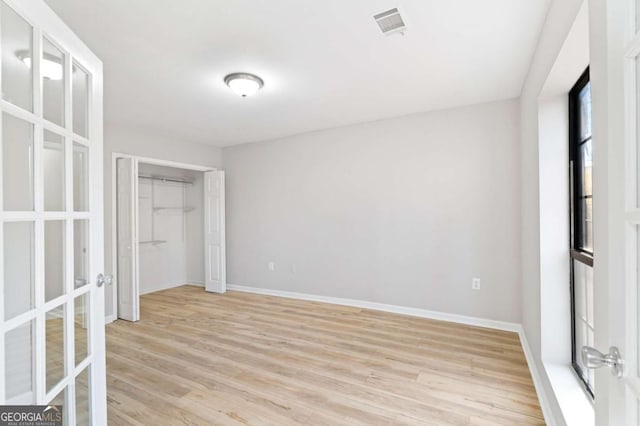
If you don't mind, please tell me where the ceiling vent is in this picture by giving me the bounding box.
[373,8,406,36]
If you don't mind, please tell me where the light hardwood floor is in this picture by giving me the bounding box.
[106,285,544,425]
[46,300,90,424]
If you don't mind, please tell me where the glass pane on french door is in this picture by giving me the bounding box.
[0,1,96,423]
[1,1,32,112]
[42,37,65,127]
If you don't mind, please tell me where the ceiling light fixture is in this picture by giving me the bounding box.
[224,73,264,97]
[17,51,63,81]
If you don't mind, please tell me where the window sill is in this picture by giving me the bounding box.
[543,362,594,426]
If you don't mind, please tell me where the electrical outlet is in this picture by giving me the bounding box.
[290,263,297,274]
[472,278,481,290]
[268,261,275,271]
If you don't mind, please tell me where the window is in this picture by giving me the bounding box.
[569,68,594,396]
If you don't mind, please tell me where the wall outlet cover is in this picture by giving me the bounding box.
[472,278,481,290]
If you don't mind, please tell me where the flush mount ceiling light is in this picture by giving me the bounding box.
[17,50,63,81]
[224,73,264,97]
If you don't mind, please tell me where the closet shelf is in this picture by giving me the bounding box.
[139,240,167,245]
[153,207,196,213]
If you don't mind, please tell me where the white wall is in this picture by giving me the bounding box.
[538,95,571,365]
[138,168,185,294]
[186,173,205,284]
[136,163,204,295]
[105,126,221,317]
[520,0,587,423]
[223,99,521,323]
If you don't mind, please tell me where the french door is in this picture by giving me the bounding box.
[589,0,640,423]
[0,0,106,424]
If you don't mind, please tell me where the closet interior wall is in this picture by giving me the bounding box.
[137,163,204,294]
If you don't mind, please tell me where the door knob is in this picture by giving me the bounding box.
[581,346,624,377]
[96,273,113,288]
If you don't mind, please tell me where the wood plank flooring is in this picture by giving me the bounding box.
[106,285,544,425]
[45,306,91,424]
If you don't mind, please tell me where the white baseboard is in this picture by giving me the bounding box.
[517,327,557,426]
[45,306,65,319]
[140,281,205,296]
[226,284,520,332]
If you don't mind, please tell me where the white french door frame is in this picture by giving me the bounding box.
[614,0,640,424]
[110,152,216,322]
[0,0,105,423]
[590,0,640,423]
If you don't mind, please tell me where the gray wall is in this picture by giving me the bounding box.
[185,170,205,284]
[222,99,521,323]
[137,163,204,295]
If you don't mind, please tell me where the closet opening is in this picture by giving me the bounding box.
[113,155,225,321]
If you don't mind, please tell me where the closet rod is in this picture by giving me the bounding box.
[138,174,194,185]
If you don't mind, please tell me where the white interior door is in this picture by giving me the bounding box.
[0,0,106,424]
[204,170,226,293]
[116,157,139,321]
[588,0,640,423]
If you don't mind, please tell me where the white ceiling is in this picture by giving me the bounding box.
[45,0,550,147]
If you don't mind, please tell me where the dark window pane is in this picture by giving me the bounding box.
[578,137,593,253]
[579,82,592,141]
